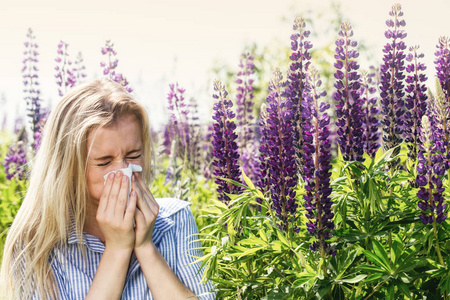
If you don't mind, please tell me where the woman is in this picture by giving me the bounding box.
[0,79,215,299]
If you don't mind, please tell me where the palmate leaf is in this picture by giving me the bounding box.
[371,240,391,271]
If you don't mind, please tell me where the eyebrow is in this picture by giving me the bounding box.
[93,149,142,161]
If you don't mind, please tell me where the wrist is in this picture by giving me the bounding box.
[134,241,157,258]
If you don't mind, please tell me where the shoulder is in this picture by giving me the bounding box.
[156,197,191,218]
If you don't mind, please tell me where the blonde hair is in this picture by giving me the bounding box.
[0,79,153,299]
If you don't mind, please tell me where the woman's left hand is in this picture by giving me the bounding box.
[131,173,159,250]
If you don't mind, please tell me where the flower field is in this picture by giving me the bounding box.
[1,3,450,299]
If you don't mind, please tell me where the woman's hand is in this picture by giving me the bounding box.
[96,171,137,252]
[131,173,159,251]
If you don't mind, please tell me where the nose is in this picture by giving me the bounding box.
[118,159,129,169]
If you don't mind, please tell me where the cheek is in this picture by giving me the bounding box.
[86,167,107,201]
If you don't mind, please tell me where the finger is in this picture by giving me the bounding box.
[134,173,159,213]
[124,190,137,222]
[131,174,152,216]
[108,170,124,213]
[115,173,129,216]
[98,172,115,213]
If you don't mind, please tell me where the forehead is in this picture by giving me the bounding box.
[88,114,142,153]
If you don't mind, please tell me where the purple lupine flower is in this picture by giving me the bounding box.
[55,40,76,97]
[167,83,189,149]
[404,46,428,161]
[73,51,87,84]
[435,36,450,101]
[258,69,298,231]
[416,115,447,224]
[360,69,381,158]
[379,4,407,153]
[32,107,49,152]
[186,97,202,173]
[100,40,132,93]
[333,21,364,162]
[202,122,215,181]
[235,53,258,179]
[429,79,450,163]
[236,52,255,145]
[22,28,42,141]
[284,17,312,173]
[211,79,241,204]
[3,137,28,181]
[302,66,335,256]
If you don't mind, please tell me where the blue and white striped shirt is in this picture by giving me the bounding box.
[50,198,215,299]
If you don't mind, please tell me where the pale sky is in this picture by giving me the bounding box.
[1,0,449,130]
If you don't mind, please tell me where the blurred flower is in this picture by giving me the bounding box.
[360,69,381,158]
[211,80,241,204]
[22,28,42,143]
[100,40,132,93]
[416,115,447,224]
[258,68,298,231]
[4,132,28,181]
[55,40,76,97]
[284,17,313,173]
[235,52,258,180]
[379,4,407,153]
[333,21,364,162]
[301,66,335,256]
[435,36,450,101]
[404,46,428,162]
[73,51,87,84]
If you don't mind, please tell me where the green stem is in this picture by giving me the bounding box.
[432,222,444,265]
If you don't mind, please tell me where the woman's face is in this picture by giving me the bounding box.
[86,114,144,206]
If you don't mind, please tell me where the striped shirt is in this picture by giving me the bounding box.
[50,198,216,299]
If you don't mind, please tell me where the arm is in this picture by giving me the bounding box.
[132,173,196,299]
[86,171,137,300]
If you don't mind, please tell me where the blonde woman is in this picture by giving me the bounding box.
[0,79,215,299]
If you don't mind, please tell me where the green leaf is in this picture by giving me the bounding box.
[365,273,384,283]
[362,250,390,271]
[340,274,367,284]
[371,240,391,271]
[276,230,290,248]
[241,168,255,190]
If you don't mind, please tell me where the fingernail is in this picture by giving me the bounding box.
[132,175,135,182]
[131,190,136,196]
[122,175,127,182]
[109,173,115,180]
[117,171,122,178]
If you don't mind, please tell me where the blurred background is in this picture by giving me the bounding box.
[1,0,449,130]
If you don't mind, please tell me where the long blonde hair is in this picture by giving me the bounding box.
[0,79,153,299]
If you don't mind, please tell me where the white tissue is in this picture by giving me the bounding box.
[103,163,143,196]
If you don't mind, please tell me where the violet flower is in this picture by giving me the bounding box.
[258,69,298,231]
[74,51,87,84]
[404,46,428,162]
[333,21,364,162]
[211,80,241,204]
[55,40,76,97]
[3,138,27,181]
[100,40,132,93]
[429,79,450,165]
[235,53,258,180]
[360,69,381,158]
[301,66,335,256]
[22,28,42,143]
[167,83,189,149]
[284,17,313,173]
[416,115,447,224]
[435,36,450,101]
[379,4,407,153]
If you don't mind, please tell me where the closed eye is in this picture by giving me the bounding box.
[97,161,111,167]
[128,154,141,160]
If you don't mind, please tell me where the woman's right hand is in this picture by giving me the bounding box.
[96,171,137,252]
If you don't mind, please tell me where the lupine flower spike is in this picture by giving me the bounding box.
[380,4,407,155]
[285,17,313,174]
[100,40,132,93]
[235,53,258,180]
[333,21,364,162]
[55,40,76,97]
[416,115,447,225]
[73,52,87,84]
[302,66,335,257]
[211,80,241,205]
[360,69,380,158]
[435,36,450,101]
[22,28,42,142]
[404,46,428,162]
[3,130,28,181]
[430,79,450,169]
[259,68,298,232]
